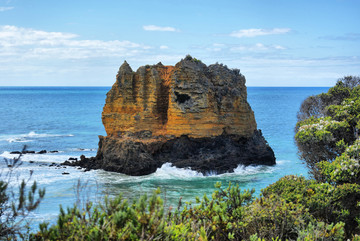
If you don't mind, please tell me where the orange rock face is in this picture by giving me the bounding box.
[102,56,257,139]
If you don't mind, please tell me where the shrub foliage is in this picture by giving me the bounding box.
[0,152,45,240]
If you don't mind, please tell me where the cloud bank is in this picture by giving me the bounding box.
[0,25,151,59]
[143,25,177,32]
[230,28,291,38]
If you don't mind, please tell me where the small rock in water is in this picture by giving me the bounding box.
[29,161,35,163]
[49,150,58,153]
[68,157,78,161]
[10,151,21,154]
[37,150,47,154]
[62,172,70,175]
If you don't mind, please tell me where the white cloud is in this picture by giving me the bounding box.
[230,28,291,38]
[0,25,151,59]
[0,6,14,12]
[274,45,286,50]
[206,43,286,52]
[160,45,169,49]
[143,25,177,32]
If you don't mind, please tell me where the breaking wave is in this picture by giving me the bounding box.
[150,162,276,179]
[1,131,74,143]
[0,151,70,164]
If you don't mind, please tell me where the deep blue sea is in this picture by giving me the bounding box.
[0,86,329,230]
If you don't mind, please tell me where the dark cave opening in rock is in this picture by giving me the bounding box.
[174,91,191,104]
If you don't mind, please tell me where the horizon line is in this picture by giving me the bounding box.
[0,85,333,88]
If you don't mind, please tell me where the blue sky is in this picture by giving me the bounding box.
[0,0,359,86]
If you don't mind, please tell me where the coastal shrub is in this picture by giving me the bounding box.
[295,76,360,179]
[297,94,327,121]
[30,179,358,240]
[317,138,360,185]
[244,193,309,240]
[295,116,351,179]
[0,153,45,240]
[338,75,360,90]
[31,188,166,240]
[166,182,255,240]
[296,76,359,123]
[262,175,360,238]
[296,221,345,241]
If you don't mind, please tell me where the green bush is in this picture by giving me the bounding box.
[296,76,360,180]
[0,153,45,240]
[318,139,360,185]
[31,179,360,240]
[31,188,166,240]
[262,175,360,237]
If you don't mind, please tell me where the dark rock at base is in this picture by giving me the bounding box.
[68,157,78,161]
[62,157,98,172]
[10,151,21,154]
[22,150,35,154]
[37,150,47,154]
[63,130,275,176]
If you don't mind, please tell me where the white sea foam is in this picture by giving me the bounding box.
[0,151,72,164]
[7,138,33,143]
[1,131,74,143]
[152,163,204,178]
[151,163,275,179]
[69,148,97,152]
[232,164,274,175]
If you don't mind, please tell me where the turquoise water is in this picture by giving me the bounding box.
[0,86,329,229]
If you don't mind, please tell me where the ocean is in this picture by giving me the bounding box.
[0,86,329,230]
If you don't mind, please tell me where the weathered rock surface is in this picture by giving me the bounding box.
[66,56,275,175]
[103,56,256,138]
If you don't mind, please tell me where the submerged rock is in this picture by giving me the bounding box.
[67,56,275,175]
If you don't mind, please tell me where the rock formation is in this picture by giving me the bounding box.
[66,56,275,175]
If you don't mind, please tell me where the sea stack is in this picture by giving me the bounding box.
[95,56,275,175]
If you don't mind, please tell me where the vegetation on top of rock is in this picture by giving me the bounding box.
[184,54,202,63]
